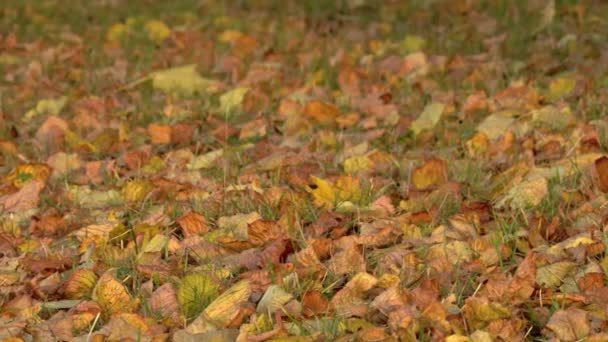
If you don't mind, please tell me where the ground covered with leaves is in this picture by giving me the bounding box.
[1,0,608,341]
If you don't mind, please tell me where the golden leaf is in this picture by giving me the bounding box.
[63,269,98,300]
[144,19,171,43]
[412,158,448,190]
[93,272,136,317]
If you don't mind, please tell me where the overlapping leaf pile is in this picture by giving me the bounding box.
[1,1,608,341]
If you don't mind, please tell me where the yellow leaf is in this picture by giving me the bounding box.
[410,102,444,135]
[412,158,448,190]
[218,29,243,43]
[401,35,426,53]
[23,96,68,122]
[106,23,128,43]
[4,163,51,188]
[144,19,171,43]
[122,180,153,203]
[93,272,136,317]
[463,297,511,330]
[308,176,337,208]
[536,261,576,288]
[151,64,217,96]
[64,269,98,300]
[187,149,224,170]
[335,175,362,203]
[343,155,373,174]
[203,280,251,327]
[548,76,576,101]
[466,133,489,158]
[219,87,250,115]
[445,336,471,342]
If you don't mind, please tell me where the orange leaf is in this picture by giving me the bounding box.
[304,100,339,124]
[177,211,210,237]
[594,156,608,192]
[147,123,172,145]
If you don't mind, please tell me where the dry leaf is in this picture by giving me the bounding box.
[93,272,136,317]
[410,102,444,136]
[546,308,590,341]
[304,100,340,124]
[412,158,448,190]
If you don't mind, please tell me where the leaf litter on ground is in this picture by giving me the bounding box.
[1,1,608,341]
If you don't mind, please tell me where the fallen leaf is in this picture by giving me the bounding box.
[412,158,448,190]
[144,19,171,43]
[220,87,250,115]
[546,308,590,341]
[93,272,136,317]
[536,261,576,288]
[410,102,444,136]
[304,100,340,124]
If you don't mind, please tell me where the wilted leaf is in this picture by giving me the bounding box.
[93,272,136,317]
[304,100,340,124]
[219,87,250,115]
[412,158,448,190]
[476,111,518,140]
[190,280,251,331]
[151,64,218,96]
[23,97,68,122]
[122,179,153,202]
[343,155,373,174]
[536,261,576,288]
[4,163,52,188]
[257,285,293,314]
[496,174,548,210]
[63,269,98,300]
[546,308,590,341]
[177,212,210,237]
[594,156,608,192]
[150,283,180,322]
[463,297,511,330]
[531,105,575,130]
[187,149,224,170]
[410,102,444,135]
[0,180,45,212]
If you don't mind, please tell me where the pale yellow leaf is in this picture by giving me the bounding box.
[410,102,444,135]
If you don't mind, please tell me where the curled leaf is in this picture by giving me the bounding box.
[63,269,98,300]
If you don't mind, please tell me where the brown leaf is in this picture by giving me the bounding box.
[177,211,210,237]
[302,290,329,317]
[150,283,180,323]
[546,308,590,341]
[594,156,608,192]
